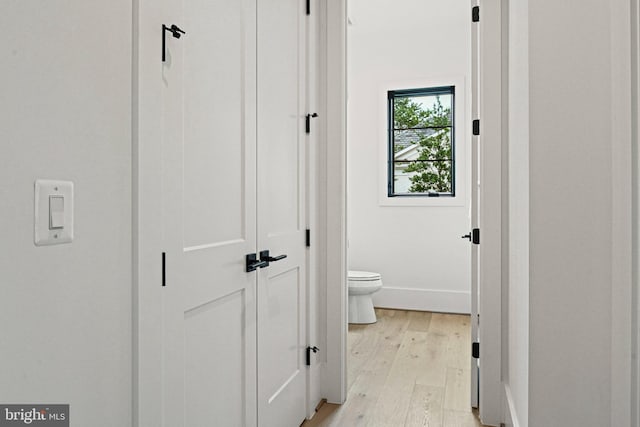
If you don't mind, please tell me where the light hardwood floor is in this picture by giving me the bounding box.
[302,308,488,427]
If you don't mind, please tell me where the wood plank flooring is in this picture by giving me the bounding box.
[302,309,487,427]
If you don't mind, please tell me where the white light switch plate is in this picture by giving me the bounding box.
[35,180,74,246]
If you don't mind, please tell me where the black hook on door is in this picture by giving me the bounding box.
[162,24,186,62]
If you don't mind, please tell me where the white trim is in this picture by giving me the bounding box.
[132,0,140,425]
[378,77,468,207]
[477,1,503,424]
[372,287,470,314]
[610,1,634,426]
[631,0,640,424]
[305,0,324,418]
[503,384,521,427]
[321,0,348,405]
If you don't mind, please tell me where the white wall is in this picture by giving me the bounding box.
[502,0,634,425]
[0,2,132,426]
[528,1,613,425]
[347,0,472,313]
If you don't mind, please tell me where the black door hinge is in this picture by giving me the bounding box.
[306,229,311,247]
[305,113,318,134]
[472,119,480,135]
[472,6,480,22]
[306,0,311,15]
[162,252,166,287]
[472,342,480,359]
[472,228,480,245]
[306,346,319,366]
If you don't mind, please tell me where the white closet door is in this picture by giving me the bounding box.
[161,0,258,425]
[256,0,308,425]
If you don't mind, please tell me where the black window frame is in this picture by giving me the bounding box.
[387,85,456,197]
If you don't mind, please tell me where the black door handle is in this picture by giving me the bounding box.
[259,250,287,268]
[246,253,267,272]
[461,233,472,240]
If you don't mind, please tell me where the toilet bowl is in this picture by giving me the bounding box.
[348,270,383,324]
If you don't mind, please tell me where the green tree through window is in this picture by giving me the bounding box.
[389,87,454,196]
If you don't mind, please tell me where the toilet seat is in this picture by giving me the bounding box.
[348,270,381,281]
[348,271,383,295]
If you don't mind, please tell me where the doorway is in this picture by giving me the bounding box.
[344,0,475,420]
[346,0,473,315]
[321,0,504,425]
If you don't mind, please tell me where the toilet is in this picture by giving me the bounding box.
[348,270,383,324]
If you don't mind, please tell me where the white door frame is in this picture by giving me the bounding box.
[304,0,326,417]
[319,0,349,404]
[320,1,503,423]
[634,0,640,423]
[619,0,639,425]
[476,1,503,424]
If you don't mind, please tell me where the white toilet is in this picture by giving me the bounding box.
[348,270,383,324]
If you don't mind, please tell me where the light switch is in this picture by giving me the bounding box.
[49,195,65,229]
[35,180,74,246]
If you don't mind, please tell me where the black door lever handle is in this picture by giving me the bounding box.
[246,253,267,272]
[259,250,287,268]
[461,233,472,240]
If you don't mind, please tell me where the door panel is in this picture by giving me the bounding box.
[184,291,246,426]
[183,0,247,248]
[259,3,304,236]
[257,0,307,425]
[161,0,258,425]
[470,0,480,409]
[262,268,302,393]
[179,0,256,294]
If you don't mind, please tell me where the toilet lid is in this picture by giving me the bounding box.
[348,270,381,281]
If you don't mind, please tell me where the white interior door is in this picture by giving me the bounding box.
[161,0,258,425]
[256,0,308,426]
[470,0,480,409]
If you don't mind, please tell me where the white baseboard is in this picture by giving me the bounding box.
[503,384,521,427]
[371,286,470,314]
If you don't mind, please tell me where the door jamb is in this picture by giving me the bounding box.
[634,0,640,423]
[620,0,639,425]
[319,0,348,404]
[476,1,503,424]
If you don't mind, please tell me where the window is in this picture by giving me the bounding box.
[388,86,455,197]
